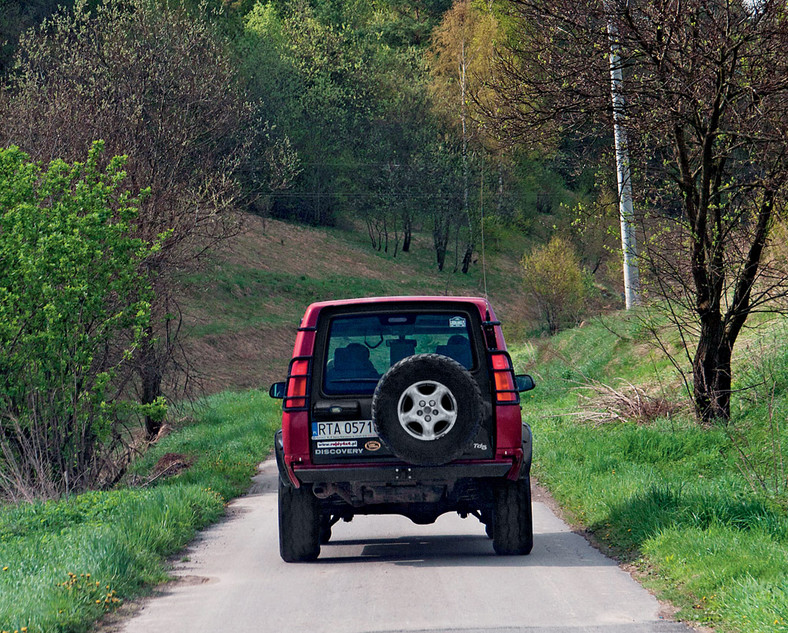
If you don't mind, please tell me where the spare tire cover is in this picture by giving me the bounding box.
[372,353,483,466]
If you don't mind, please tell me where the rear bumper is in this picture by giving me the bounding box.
[276,429,527,487]
[293,461,513,484]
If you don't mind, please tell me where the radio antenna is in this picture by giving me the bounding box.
[480,159,488,301]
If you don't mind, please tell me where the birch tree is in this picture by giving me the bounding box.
[430,0,497,273]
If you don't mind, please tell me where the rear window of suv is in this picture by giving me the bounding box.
[323,312,475,395]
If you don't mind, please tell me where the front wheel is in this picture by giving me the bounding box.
[492,476,533,555]
[279,480,321,562]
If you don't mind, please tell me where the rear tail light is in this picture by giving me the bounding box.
[490,351,519,404]
[284,356,311,411]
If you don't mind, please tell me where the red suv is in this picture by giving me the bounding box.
[269,296,535,562]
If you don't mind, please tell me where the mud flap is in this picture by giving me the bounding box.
[521,422,533,478]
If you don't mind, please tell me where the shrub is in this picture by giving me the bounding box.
[0,143,158,500]
[521,236,586,334]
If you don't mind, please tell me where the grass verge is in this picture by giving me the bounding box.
[518,313,788,633]
[0,390,280,633]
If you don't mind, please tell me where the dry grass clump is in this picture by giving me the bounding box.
[150,453,194,479]
[574,379,686,425]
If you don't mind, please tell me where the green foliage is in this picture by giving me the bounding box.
[0,0,77,75]
[2,0,297,248]
[521,236,587,334]
[1,0,300,429]
[0,143,158,499]
[374,0,452,46]
[240,1,375,224]
[129,391,282,500]
[0,389,280,633]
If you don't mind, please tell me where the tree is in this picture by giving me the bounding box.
[0,143,159,499]
[376,0,453,46]
[0,0,76,75]
[488,0,788,424]
[430,0,498,273]
[521,236,586,334]
[241,1,371,226]
[1,0,298,435]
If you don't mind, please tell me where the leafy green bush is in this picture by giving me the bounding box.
[0,143,158,500]
[521,236,587,334]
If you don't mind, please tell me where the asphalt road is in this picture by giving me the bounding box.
[120,460,695,633]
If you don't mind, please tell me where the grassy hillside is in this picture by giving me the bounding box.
[177,216,549,392]
[517,312,788,633]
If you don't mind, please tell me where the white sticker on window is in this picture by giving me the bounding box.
[449,317,466,328]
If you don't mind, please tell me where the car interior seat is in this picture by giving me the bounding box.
[388,338,417,366]
[327,343,379,384]
[435,334,472,368]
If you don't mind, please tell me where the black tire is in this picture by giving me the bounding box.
[492,476,533,555]
[278,479,321,562]
[372,353,482,466]
[319,515,332,544]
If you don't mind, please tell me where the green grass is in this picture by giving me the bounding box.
[519,312,788,633]
[0,390,280,633]
[177,218,534,341]
[181,266,398,335]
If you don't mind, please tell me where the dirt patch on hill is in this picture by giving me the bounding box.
[151,453,194,480]
[176,216,537,394]
[225,216,415,281]
[181,323,294,394]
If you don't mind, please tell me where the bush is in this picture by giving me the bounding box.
[521,236,586,334]
[0,143,158,500]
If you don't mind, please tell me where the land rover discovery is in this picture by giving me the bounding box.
[269,296,535,562]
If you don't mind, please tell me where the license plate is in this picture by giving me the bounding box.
[311,420,376,440]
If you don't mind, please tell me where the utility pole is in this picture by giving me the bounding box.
[606,5,639,308]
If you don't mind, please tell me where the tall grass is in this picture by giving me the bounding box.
[520,313,788,632]
[0,390,280,633]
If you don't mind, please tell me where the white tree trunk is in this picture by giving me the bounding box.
[607,11,640,308]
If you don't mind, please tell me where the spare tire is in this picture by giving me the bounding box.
[372,354,482,466]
